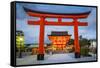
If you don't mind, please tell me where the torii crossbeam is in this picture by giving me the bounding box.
[24,7,90,60]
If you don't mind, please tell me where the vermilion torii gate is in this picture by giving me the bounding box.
[24,7,90,60]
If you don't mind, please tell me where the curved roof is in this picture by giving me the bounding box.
[24,7,91,18]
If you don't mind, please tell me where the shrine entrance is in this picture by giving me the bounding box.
[48,31,71,53]
[24,7,90,60]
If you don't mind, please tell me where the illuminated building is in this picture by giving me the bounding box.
[16,31,24,51]
[48,31,71,53]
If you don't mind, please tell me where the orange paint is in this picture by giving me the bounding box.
[27,11,90,18]
[28,20,88,26]
[38,17,45,54]
[74,18,80,53]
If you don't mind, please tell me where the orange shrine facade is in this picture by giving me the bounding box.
[48,31,71,52]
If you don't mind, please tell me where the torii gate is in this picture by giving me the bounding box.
[24,7,90,60]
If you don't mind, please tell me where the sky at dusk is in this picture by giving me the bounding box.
[16,3,97,44]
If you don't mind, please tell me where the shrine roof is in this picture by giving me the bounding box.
[48,31,71,36]
[48,35,71,36]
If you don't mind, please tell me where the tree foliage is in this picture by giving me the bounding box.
[79,39,90,47]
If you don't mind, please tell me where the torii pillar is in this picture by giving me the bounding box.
[74,18,80,58]
[24,7,90,60]
[37,17,45,60]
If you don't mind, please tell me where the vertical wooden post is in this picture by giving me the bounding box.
[37,17,45,60]
[58,18,62,23]
[73,18,80,58]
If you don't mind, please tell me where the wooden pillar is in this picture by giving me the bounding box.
[58,18,62,23]
[37,17,45,60]
[73,18,80,58]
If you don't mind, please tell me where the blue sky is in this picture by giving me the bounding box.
[16,3,97,44]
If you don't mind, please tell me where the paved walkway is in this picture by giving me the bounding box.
[16,53,96,65]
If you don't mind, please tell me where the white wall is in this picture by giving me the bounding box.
[92,41,96,48]
[90,41,96,48]
[0,0,99,68]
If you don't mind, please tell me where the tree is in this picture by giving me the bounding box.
[68,39,74,45]
[79,38,91,56]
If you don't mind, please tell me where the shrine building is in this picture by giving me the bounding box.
[48,31,71,53]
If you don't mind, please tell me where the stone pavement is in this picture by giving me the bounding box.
[16,53,96,65]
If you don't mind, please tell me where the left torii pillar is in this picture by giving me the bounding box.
[37,17,45,60]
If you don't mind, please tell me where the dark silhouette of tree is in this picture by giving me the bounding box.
[79,38,91,56]
[68,39,74,45]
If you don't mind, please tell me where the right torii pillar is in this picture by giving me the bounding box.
[74,18,81,58]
